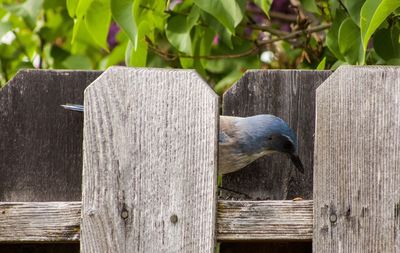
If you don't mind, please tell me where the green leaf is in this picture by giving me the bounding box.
[4,0,44,29]
[111,0,138,49]
[201,11,233,48]
[62,55,92,69]
[338,17,364,64]
[214,70,243,94]
[125,21,150,67]
[172,0,194,12]
[316,57,326,70]
[125,40,148,67]
[85,0,111,50]
[187,5,200,28]
[71,16,83,44]
[360,0,400,52]
[300,0,321,14]
[331,60,346,70]
[326,9,346,61]
[75,0,93,18]
[254,0,273,17]
[104,41,127,67]
[66,0,79,17]
[0,22,12,39]
[386,58,400,64]
[191,26,215,75]
[342,0,365,26]
[197,26,215,67]
[374,27,400,61]
[166,15,193,54]
[193,0,244,34]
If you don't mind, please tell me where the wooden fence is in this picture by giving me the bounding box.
[0,66,399,253]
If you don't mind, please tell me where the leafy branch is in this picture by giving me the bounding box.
[147,23,331,60]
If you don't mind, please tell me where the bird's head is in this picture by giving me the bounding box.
[236,114,304,173]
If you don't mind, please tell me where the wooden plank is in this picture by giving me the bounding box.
[0,69,101,202]
[0,202,81,242]
[222,70,332,201]
[0,69,99,253]
[81,67,219,253]
[0,244,79,252]
[217,200,313,241]
[314,66,400,252]
[0,200,313,243]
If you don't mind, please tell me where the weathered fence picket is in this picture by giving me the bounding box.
[314,66,400,252]
[0,69,101,202]
[81,67,219,253]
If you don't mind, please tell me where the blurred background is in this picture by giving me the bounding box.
[0,0,399,94]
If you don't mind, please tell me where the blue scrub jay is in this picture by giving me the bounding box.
[62,104,304,174]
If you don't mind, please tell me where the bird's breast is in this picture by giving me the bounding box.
[218,144,275,174]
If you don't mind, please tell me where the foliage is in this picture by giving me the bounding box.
[1,0,400,93]
[327,0,400,66]
[0,0,106,85]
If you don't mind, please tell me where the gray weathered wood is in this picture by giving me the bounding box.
[0,200,313,243]
[314,66,400,253]
[0,202,81,242]
[222,70,332,201]
[0,69,101,202]
[217,200,313,241]
[0,69,99,253]
[81,67,219,253]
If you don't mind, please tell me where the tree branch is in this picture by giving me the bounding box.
[257,23,331,45]
[147,42,259,60]
[270,11,298,22]
[248,24,288,36]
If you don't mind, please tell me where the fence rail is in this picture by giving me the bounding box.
[0,200,313,243]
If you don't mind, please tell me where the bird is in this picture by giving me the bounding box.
[61,104,304,174]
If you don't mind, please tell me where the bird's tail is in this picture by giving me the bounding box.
[61,104,84,112]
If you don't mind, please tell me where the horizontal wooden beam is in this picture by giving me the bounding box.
[0,200,313,243]
[0,202,80,242]
[217,200,313,241]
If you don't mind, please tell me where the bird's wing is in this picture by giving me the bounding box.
[219,116,242,145]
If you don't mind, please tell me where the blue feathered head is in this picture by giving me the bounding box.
[235,114,304,173]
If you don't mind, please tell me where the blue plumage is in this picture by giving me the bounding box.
[219,114,303,174]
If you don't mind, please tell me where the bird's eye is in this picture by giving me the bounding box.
[283,140,294,151]
[267,136,273,141]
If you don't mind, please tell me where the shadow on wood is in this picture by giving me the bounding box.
[0,69,101,202]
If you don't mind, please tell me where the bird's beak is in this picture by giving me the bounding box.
[289,154,304,174]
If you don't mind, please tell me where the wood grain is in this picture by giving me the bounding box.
[314,66,400,252]
[222,70,332,201]
[0,69,101,202]
[0,202,81,242]
[0,200,313,243]
[217,200,313,241]
[81,67,219,253]
[0,69,99,253]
